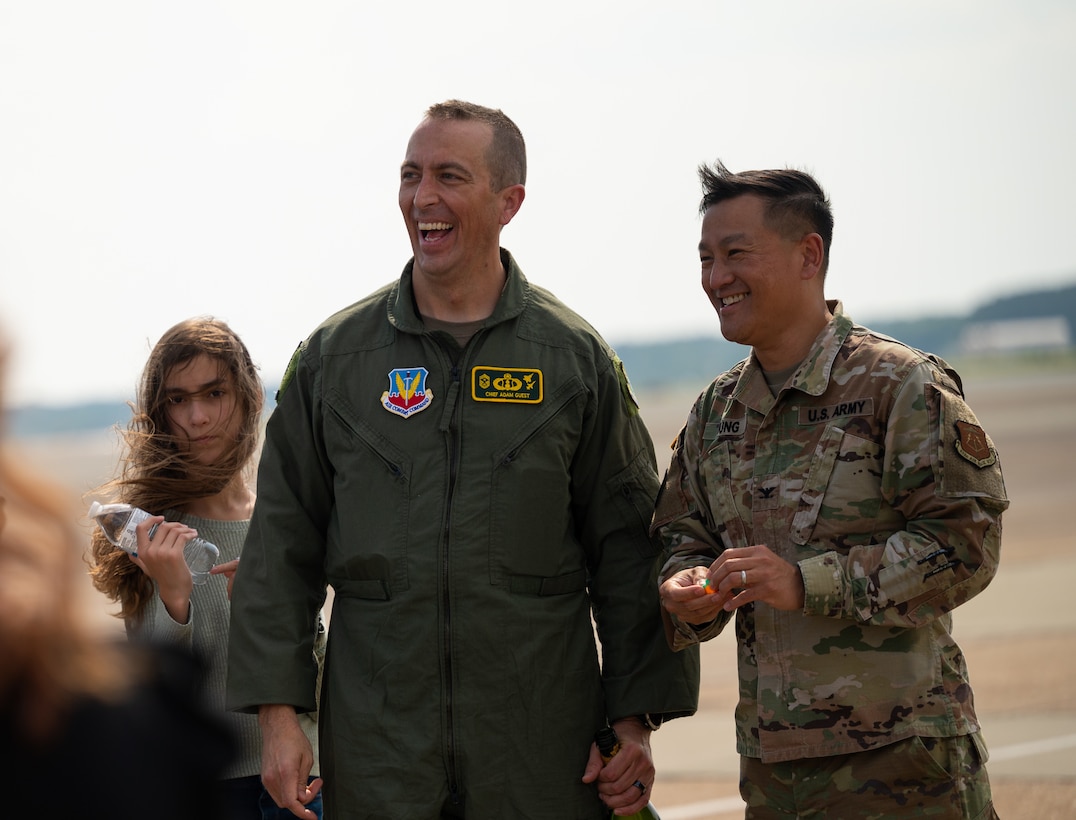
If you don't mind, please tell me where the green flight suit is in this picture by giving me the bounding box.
[228,250,699,819]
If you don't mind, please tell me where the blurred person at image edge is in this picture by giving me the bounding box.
[0,331,234,820]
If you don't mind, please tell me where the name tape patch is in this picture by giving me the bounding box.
[472,366,543,404]
[799,398,874,425]
[707,418,746,438]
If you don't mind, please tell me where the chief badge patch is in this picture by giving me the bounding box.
[471,366,543,404]
[954,420,996,467]
[381,367,433,418]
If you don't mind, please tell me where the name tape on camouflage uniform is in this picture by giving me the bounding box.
[798,398,874,425]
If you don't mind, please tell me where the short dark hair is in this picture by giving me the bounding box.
[698,160,834,276]
[425,99,527,190]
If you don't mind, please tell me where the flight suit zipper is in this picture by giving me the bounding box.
[430,331,482,811]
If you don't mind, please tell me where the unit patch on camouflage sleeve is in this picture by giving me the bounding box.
[471,366,543,403]
[954,419,996,467]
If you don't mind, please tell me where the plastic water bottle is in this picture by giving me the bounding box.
[88,501,219,585]
[595,726,662,819]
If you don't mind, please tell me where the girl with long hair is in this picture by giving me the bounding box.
[89,317,322,819]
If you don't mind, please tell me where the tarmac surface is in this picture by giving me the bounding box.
[637,369,1076,819]
[31,366,1076,819]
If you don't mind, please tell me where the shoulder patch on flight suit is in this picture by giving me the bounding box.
[612,355,641,415]
[471,366,543,403]
[276,342,303,402]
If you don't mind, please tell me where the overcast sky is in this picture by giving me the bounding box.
[3,0,1074,407]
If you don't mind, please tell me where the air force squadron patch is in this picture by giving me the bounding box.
[954,419,996,467]
[381,367,433,418]
[471,366,543,403]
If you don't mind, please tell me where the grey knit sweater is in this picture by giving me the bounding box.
[127,513,321,779]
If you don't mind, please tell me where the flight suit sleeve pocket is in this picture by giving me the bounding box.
[608,447,662,557]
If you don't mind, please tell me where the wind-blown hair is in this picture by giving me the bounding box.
[88,317,263,621]
[698,160,834,277]
[425,99,527,190]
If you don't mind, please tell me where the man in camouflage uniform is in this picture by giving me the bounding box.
[652,161,1008,818]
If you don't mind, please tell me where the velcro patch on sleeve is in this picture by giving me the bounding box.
[954,420,996,468]
[931,385,1006,501]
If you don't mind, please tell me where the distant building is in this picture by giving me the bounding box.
[960,316,1072,355]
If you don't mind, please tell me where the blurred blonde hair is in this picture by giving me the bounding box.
[0,339,133,743]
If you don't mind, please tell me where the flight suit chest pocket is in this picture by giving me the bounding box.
[324,388,412,596]
[488,378,586,583]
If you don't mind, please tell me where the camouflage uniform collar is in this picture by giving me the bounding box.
[792,300,853,397]
[737,300,853,406]
[387,248,529,335]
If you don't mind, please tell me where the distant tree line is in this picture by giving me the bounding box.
[615,280,1076,390]
[9,280,1075,436]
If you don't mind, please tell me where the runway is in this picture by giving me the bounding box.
[25,366,1076,819]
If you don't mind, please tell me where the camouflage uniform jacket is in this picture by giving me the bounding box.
[653,301,1008,763]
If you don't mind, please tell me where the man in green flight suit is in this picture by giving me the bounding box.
[654,161,1008,818]
[226,100,699,819]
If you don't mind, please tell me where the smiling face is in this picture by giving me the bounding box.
[163,354,242,467]
[699,194,827,368]
[398,117,523,285]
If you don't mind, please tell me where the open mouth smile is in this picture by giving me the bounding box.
[419,221,453,241]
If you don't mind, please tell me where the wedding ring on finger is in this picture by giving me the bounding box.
[740,569,747,587]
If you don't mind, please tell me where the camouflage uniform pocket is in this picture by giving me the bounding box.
[791,426,885,550]
[699,438,750,548]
